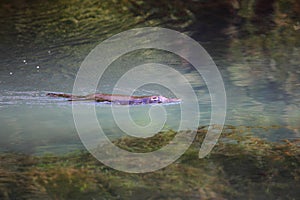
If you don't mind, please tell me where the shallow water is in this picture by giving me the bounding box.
[0,1,300,199]
[0,0,299,156]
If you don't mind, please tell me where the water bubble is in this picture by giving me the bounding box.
[36,66,40,69]
[9,72,13,75]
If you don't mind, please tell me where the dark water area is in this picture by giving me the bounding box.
[0,0,299,199]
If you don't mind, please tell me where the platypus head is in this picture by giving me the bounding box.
[149,96,181,104]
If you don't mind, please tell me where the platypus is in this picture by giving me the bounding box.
[47,93,180,105]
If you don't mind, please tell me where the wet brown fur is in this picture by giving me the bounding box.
[46,93,180,104]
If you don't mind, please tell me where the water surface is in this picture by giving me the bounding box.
[0,0,299,155]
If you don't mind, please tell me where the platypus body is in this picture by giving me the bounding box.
[47,93,180,105]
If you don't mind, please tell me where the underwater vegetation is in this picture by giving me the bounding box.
[0,125,299,199]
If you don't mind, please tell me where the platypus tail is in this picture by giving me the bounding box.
[47,92,74,98]
[46,92,87,101]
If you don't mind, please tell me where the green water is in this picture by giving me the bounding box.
[0,0,300,199]
[1,0,299,154]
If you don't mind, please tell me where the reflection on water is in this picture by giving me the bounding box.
[0,0,299,154]
[0,1,300,152]
[0,1,299,151]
